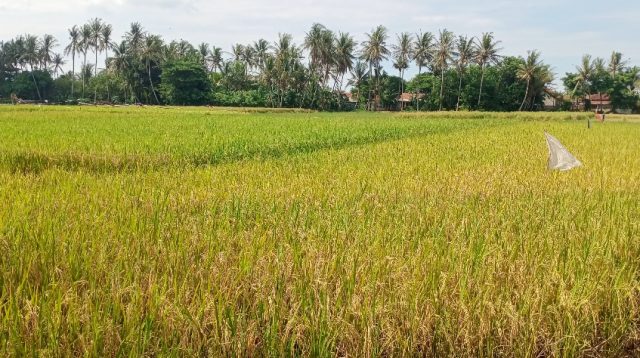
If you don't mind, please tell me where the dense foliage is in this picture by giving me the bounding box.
[160,60,212,105]
[0,20,638,111]
[563,53,640,111]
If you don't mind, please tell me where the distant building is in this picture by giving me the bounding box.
[571,93,612,112]
[343,92,425,111]
[336,92,358,110]
[588,93,612,112]
[543,89,563,111]
[345,92,358,103]
[397,92,425,110]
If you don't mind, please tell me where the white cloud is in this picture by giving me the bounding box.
[0,0,112,11]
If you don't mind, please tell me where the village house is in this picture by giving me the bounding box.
[343,92,426,111]
[571,93,612,112]
[588,93,612,112]
[397,92,425,110]
[543,89,564,111]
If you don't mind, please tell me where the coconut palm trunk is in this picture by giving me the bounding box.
[477,63,485,108]
[415,66,422,111]
[71,54,75,99]
[82,51,87,98]
[105,50,110,101]
[456,71,463,111]
[337,73,346,110]
[94,48,99,103]
[148,61,160,104]
[367,62,373,111]
[439,69,445,111]
[30,64,42,100]
[397,68,403,110]
[375,65,382,111]
[519,78,531,111]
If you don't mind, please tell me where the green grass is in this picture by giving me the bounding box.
[0,106,639,356]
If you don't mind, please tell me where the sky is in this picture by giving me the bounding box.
[0,0,637,89]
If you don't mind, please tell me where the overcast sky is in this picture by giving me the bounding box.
[0,0,637,89]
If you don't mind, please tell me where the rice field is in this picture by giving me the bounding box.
[1,106,639,356]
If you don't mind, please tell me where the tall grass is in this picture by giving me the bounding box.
[1,107,639,356]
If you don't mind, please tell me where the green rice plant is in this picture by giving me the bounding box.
[0,106,639,356]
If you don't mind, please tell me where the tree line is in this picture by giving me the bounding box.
[563,53,639,111]
[1,19,638,111]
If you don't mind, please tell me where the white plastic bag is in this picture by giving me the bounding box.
[545,132,582,171]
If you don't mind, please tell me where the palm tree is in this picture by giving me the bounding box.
[100,24,113,67]
[108,42,129,74]
[319,29,335,87]
[81,63,94,87]
[517,50,542,111]
[261,55,277,106]
[434,29,455,111]
[198,42,209,67]
[51,53,65,78]
[533,64,554,109]
[334,32,355,92]
[253,39,270,72]
[14,35,28,71]
[125,22,145,54]
[87,19,103,103]
[2,39,20,72]
[108,41,135,102]
[89,18,103,78]
[360,25,390,110]
[80,24,92,97]
[3,37,20,71]
[241,45,256,75]
[64,26,80,98]
[21,34,42,99]
[272,33,302,107]
[455,36,475,111]
[231,44,244,62]
[475,32,501,108]
[609,51,627,79]
[572,54,594,105]
[347,61,367,108]
[168,40,195,59]
[274,33,294,61]
[393,32,412,109]
[304,22,334,105]
[304,24,334,107]
[98,23,114,101]
[140,34,163,104]
[22,34,40,70]
[39,34,57,69]
[304,23,326,73]
[593,57,606,74]
[413,32,435,110]
[208,46,223,73]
